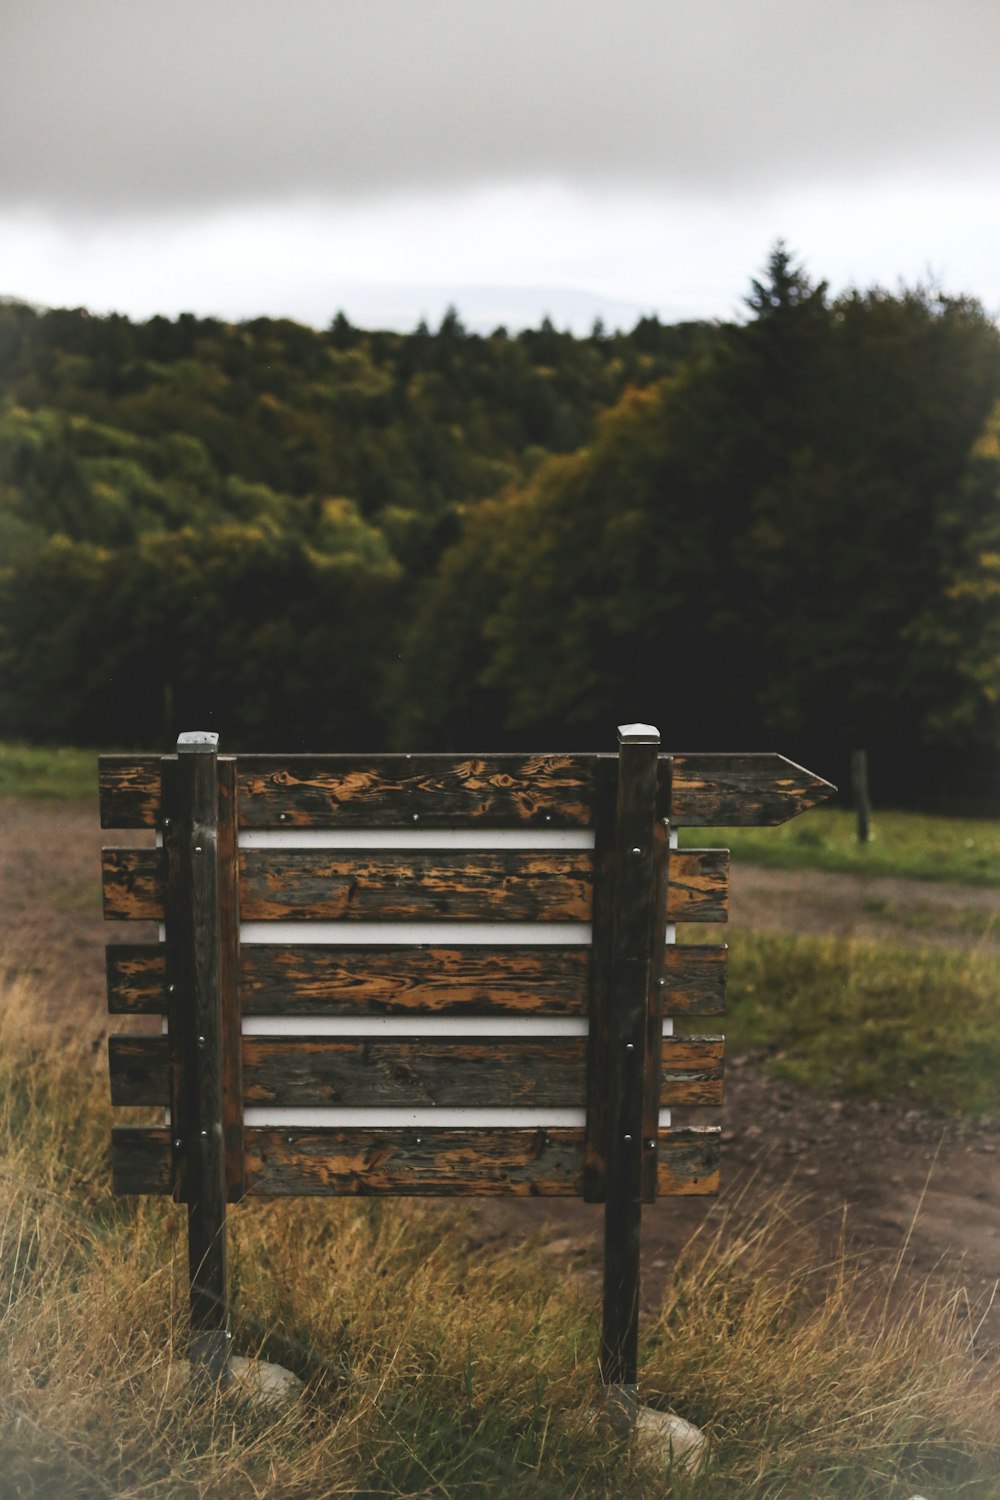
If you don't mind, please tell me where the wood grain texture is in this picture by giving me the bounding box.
[240,944,590,1015]
[102,847,164,920]
[669,753,836,826]
[101,750,835,831]
[111,1124,720,1197]
[664,848,730,922]
[239,849,593,922]
[663,944,728,1015]
[100,753,598,829]
[105,942,726,1017]
[109,1034,722,1109]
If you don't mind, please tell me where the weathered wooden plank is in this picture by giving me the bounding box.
[664,848,730,922]
[102,750,836,831]
[663,944,728,1015]
[112,1124,720,1197]
[656,1125,720,1196]
[239,849,593,922]
[669,753,836,827]
[241,944,591,1015]
[102,847,164,920]
[106,942,167,1013]
[100,753,599,829]
[108,1033,723,1110]
[106,941,727,1018]
[99,755,171,829]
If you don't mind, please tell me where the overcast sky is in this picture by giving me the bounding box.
[3,0,999,331]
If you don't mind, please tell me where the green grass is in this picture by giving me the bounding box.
[0,742,105,801]
[685,806,1000,885]
[718,930,1000,1116]
[1,974,998,1498]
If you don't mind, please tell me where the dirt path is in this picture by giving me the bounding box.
[3,797,998,1351]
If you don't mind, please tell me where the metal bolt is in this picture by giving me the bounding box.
[625,1043,635,1053]
[544,814,552,824]
[163,817,172,828]
[658,978,666,988]
[286,1134,295,1144]
[412,813,420,822]
[197,1035,205,1046]
[416,1137,423,1145]
[194,845,203,854]
[279,812,288,822]
[632,846,642,856]
[168,983,176,994]
[624,1134,632,1144]
[199,1129,208,1139]
[645,1139,656,1150]
[173,1137,182,1149]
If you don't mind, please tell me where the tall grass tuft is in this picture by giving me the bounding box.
[0,967,996,1496]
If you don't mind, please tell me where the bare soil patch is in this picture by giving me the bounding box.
[3,796,998,1352]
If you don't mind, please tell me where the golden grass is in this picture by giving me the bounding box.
[0,970,997,1497]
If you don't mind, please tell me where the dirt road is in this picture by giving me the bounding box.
[3,798,998,1350]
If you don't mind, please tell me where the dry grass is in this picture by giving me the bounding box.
[0,971,997,1497]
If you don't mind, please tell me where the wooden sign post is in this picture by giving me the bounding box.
[101,727,833,1407]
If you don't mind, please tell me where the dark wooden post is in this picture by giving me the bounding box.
[164,731,232,1376]
[851,749,872,844]
[599,724,660,1403]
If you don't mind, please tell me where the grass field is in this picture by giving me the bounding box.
[719,931,1000,1117]
[686,805,1000,886]
[0,976,997,1498]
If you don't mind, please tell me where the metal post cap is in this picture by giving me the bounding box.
[177,732,220,753]
[617,723,659,743]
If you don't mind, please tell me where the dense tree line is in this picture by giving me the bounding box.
[1,250,998,808]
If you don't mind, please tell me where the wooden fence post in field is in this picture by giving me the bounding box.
[599,723,661,1398]
[851,749,872,844]
[165,731,233,1375]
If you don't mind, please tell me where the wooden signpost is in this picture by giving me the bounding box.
[100,726,833,1401]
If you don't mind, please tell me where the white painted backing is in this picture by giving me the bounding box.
[240,828,595,849]
[240,921,592,945]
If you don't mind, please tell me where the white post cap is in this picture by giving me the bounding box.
[177,731,220,753]
[617,723,660,743]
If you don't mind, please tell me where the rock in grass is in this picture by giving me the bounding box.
[633,1406,707,1470]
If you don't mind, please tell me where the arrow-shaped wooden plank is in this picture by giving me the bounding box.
[667,753,836,827]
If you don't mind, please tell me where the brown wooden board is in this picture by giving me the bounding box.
[663,943,728,1015]
[239,944,590,1015]
[668,753,836,826]
[239,849,593,922]
[99,751,836,831]
[100,754,598,829]
[111,1124,720,1197]
[106,941,727,1017]
[664,848,730,922]
[103,847,727,925]
[109,1033,723,1110]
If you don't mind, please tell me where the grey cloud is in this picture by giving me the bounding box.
[3,0,999,214]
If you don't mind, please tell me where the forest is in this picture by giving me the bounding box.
[1,247,997,809]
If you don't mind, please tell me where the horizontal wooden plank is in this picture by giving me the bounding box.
[106,942,166,1013]
[109,1034,722,1109]
[103,848,728,925]
[239,849,593,922]
[106,943,726,1018]
[670,753,836,827]
[100,753,599,830]
[664,849,730,922]
[111,1124,720,1197]
[101,750,836,832]
[102,848,165,920]
[240,944,590,1015]
[663,944,728,1014]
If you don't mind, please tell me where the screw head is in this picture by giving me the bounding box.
[199,1129,207,1139]
[197,1035,205,1046]
[173,1137,182,1149]
[625,1042,635,1053]
[194,845,203,854]
[632,846,642,856]
[279,812,288,822]
[624,1134,632,1144]
[412,813,420,822]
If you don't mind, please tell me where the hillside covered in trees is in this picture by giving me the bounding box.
[1,249,998,808]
